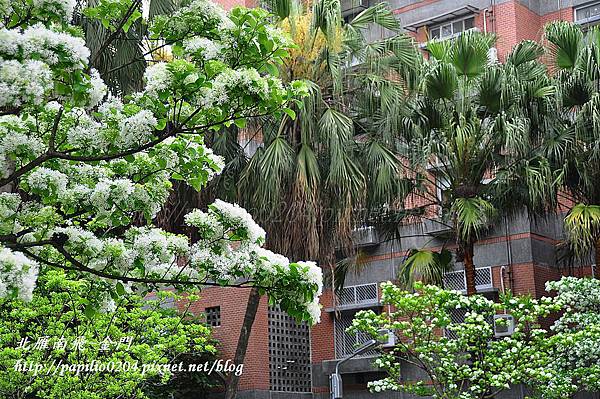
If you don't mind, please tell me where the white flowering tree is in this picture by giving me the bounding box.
[532,277,600,398]
[0,0,323,327]
[351,282,557,399]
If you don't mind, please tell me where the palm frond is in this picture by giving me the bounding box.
[311,0,341,43]
[424,62,457,100]
[449,30,495,78]
[506,40,544,67]
[545,21,583,71]
[451,196,495,242]
[348,2,400,32]
[399,248,453,288]
[564,203,600,256]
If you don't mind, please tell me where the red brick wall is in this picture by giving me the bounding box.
[398,1,574,62]
[486,2,575,61]
[493,1,529,61]
[310,290,335,364]
[542,7,574,26]
[213,0,253,10]
[178,287,270,391]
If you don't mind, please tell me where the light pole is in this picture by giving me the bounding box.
[329,329,390,399]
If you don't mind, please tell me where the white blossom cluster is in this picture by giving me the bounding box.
[352,281,566,398]
[63,100,159,153]
[0,21,102,108]
[143,63,172,96]
[199,68,278,109]
[33,201,323,323]
[26,167,69,197]
[546,276,600,314]
[12,25,90,69]
[117,110,158,148]
[210,199,266,244]
[88,69,108,107]
[185,205,323,322]
[183,37,224,60]
[0,59,53,107]
[33,0,77,20]
[0,247,39,301]
[541,276,600,395]
[0,0,320,326]
[0,116,46,176]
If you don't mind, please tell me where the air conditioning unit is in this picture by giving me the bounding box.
[351,225,379,248]
[378,329,396,348]
[493,314,515,338]
[488,47,498,63]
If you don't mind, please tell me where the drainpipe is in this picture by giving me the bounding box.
[483,9,488,34]
[504,215,514,293]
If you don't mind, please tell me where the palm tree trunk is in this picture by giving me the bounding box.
[463,242,476,296]
[224,287,261,399]
[595,238,600,279]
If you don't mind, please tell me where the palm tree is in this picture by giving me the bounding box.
[214,1,418,397]
[543,21,600,273]
[231,0,417,265]
[381,31,558,294]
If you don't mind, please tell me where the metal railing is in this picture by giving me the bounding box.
[334,283,379,358]
[334,313,378,358]
[443,266,493,293]
[337,283,378,307]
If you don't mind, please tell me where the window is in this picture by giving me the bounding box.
[429,16,475,40]
[575,2,600,24]
[205,306,221,327]
[435,174,451,207]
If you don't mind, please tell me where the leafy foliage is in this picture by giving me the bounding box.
[352,281,557,398]
[376,30,558,294]
[0,0,322,323]
[0,270,218,399]
[202,0,420,275]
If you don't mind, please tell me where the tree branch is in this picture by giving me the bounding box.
[22,243,265,290]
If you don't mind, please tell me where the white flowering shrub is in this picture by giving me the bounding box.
[351,282,558,398]
[534,277,600,398]
[0,0,322,323]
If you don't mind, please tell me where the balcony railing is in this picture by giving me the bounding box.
[334,312,377,359]
[336,283,378,308]
[443,266,493,293]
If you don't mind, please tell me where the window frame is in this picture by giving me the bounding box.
[574,1,600,25]
[428,15,476,40]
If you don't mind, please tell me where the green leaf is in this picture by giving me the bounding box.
[84,304,97,319]
[116,282,126,296]
[282,108,296,120]
[234,118,247,128]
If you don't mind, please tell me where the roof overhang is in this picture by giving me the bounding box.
[403,5,480,32]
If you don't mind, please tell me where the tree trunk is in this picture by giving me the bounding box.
[595,238,600,279]
[224,287,261,399]
[463,242,476,296]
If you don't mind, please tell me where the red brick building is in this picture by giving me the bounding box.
[188,1,600,398]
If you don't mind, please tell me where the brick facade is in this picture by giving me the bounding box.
[177,287,270,392]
